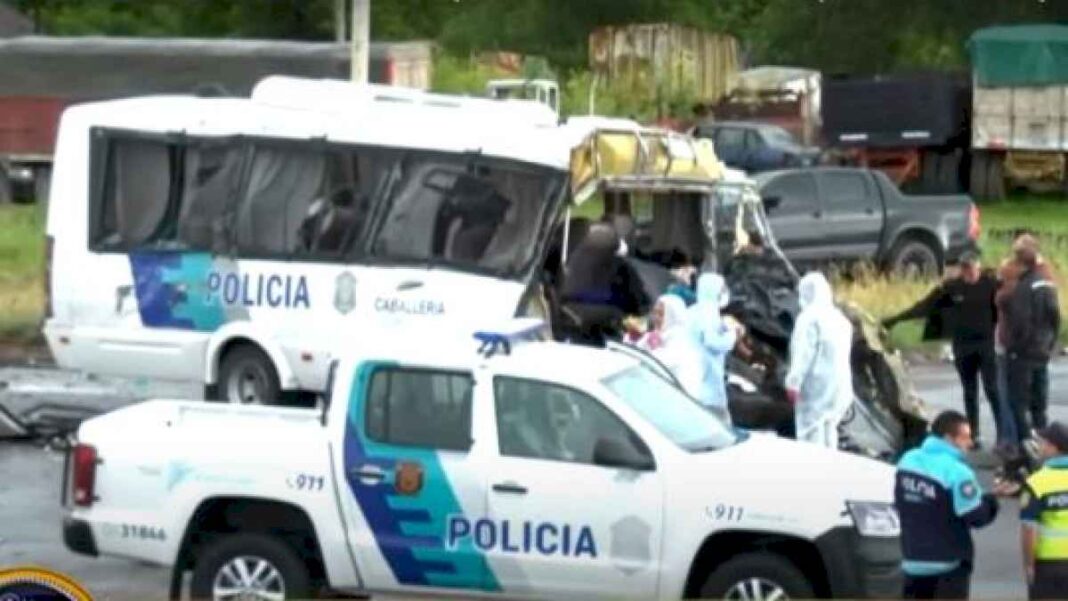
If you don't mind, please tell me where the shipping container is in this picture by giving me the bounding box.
[0,36,434,203]
[588,23,739,107]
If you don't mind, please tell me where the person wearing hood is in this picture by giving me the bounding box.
[785,272,855,448]
[638,294,703,398]
[688,273,738,422]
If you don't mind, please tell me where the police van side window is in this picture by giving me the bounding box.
[234,145,326,257]
[365,367,473,451]
[92,136,177,249]
[493,376,651,467]
[90,132,244,253]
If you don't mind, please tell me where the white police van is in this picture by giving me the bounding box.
[62,322,903,600]
[42,76,565,405]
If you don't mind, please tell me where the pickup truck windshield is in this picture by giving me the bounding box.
[368,154,567,278]
[603,364,738,452]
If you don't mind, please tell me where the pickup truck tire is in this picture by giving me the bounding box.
[217,344,281,405]
[888,238,940,278]
[191,533,311,600]
[698,552,814,600]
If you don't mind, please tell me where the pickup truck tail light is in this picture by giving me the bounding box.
[72,443,98,507]
[968,204,981,240]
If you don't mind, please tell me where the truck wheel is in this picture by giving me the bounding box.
[216,344,281,405]
[34,166,52,205]
[970,151,989,199]
[0,167,11,205]
[986,153,1006,201]
[920,150,940,193]
[699,553,814,600]
[937,150,962,193]
[191,533,311,601]
[888,238,940,278]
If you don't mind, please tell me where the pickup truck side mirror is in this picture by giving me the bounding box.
[761,195,782,211]
[593,437,655,471]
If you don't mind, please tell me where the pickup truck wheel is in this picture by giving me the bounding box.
[889,239,940,278]
[217,345,281,405]
[699,553,814,600]
[191,533,311,600]
[970,152,989,199]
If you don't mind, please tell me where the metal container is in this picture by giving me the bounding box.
[589,23,739,103]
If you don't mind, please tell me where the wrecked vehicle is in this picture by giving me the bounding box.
[547,122,927,459]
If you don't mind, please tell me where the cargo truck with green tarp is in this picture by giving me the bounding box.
[968,25,1068,199]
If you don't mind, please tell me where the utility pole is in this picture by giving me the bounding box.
[350,0,370,84]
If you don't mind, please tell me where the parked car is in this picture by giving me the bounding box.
[692,120,820,173]
[754,167,979,275]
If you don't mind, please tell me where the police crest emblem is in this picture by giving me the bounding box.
[334,272,357,315]
[609,515,652,575]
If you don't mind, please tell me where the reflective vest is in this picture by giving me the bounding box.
[1027,466,1068,560]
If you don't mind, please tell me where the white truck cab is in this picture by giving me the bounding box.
[63,322,902,600]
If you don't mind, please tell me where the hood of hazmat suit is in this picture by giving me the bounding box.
[688,273,737,409]
[786,272,855,432]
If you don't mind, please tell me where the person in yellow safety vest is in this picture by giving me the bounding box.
[1021,421,1068,600]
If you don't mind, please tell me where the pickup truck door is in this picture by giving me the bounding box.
[816,170,882,260]
[759,171,826,264]
[335,362,495,594]
[481,376,663,600]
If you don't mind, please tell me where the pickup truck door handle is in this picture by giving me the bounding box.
[865,207,876,215]
[351,464,386,485]
[492,481,528,495]
[812,211,822,218]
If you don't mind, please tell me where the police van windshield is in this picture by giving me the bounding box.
[603,364,738,452]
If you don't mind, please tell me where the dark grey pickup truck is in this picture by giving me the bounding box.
[754,167,979,274]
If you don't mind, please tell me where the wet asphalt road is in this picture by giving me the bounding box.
[2,361,1068,600]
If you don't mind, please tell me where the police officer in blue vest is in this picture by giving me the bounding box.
[895,410,1002,599]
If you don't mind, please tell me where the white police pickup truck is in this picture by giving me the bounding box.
[62,322,903,600]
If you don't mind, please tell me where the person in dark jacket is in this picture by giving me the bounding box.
[1003,235,1061,441]
[884,251,1004,447]
[895,410,1002,599]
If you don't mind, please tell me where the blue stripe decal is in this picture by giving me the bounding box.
[342,362,499,591]
[129,252,225,331]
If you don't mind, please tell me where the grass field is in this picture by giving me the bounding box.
[0,204,45,342]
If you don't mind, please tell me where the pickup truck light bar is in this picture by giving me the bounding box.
[473,318,547,358]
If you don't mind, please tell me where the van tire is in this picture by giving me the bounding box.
[190,533,311,600]
[698,553,814,600]
[216,344,281,405]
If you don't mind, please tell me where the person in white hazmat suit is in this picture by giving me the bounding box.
[639,294,703,399]
[785,272,856,448]
[689,273,738,424]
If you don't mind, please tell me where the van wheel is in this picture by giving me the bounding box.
[191,533,311,600]
[217,345,281,405]
[699,553,814,600]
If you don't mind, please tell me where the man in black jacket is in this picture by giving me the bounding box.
[1003,236,1061,440]
[885,252,1004,447]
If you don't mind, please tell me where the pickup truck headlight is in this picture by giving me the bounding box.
[847,501,900,538]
